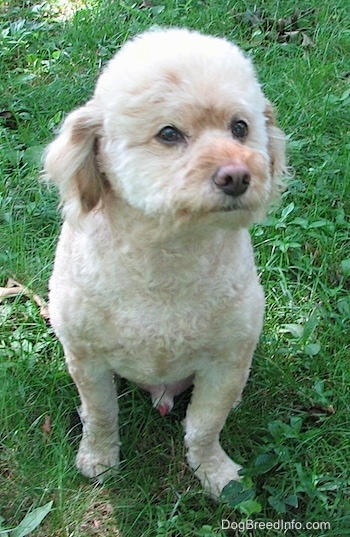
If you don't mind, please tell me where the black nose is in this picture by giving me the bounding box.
[212,164,251,197]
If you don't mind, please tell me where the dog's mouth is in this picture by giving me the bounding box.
[217,202,244,212]
[215,196,247,213]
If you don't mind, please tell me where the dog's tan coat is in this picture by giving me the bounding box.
[45,28,285,498]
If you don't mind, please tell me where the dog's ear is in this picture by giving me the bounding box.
[264,101,286,194]
[44,100,108,221]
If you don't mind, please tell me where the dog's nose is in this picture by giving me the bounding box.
[212,164,251,196]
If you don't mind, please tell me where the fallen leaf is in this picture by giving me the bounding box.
[301,32,315,47]
[234,7,316,45]
[0,110,17,130]
[282,30,302,44]
[42,415,52,435]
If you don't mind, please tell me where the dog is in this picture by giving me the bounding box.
[44,28,286,499]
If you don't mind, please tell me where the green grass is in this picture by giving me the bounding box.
[1,0,349,535]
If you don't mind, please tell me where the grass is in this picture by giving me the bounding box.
[0,0,349,535]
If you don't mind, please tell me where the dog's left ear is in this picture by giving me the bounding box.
[264,101,286,193]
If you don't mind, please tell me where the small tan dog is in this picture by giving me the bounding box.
[45,28,285,499]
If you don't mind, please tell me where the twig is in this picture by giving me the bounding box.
[0,278,49,319]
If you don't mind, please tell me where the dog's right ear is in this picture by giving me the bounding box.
[44,100,107,222]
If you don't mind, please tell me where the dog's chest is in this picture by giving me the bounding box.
[98,263,255,379]
[94,262,241,347]
[51,224,260,382]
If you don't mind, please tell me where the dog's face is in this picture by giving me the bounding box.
[44,29,285,225]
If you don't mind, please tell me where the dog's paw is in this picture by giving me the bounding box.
[187,447,242,500]
[76,437,120,483]
[203,458,242,500]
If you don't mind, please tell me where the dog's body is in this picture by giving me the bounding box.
[46,28,285,498]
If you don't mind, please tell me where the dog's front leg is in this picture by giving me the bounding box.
[66,350,120,482]
[184,346,254,499]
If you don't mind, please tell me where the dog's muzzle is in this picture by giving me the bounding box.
[212,164,250,197]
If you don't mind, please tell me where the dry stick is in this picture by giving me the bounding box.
[0,278,49,319]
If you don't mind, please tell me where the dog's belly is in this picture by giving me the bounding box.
[102,304,229,384]
[56,281,264,386]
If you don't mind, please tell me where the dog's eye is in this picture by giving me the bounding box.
[231,120,248,140]
[156,126,185,145]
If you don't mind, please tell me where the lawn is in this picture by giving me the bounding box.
[0,0,349,536]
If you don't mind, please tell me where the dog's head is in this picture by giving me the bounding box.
[44,28,286,226]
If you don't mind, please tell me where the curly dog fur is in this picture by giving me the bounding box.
[45,28,286,498]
